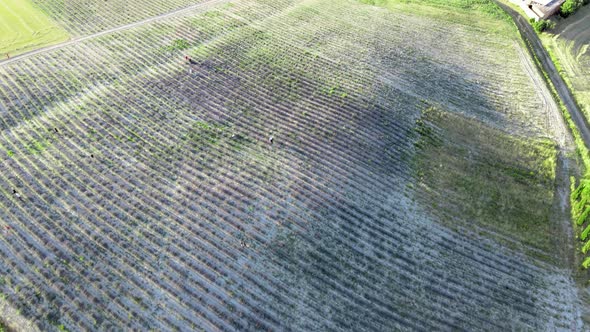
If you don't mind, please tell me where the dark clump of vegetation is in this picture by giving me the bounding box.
[530,18,555,33]
[560,0,590,17]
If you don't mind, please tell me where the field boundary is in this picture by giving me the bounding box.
[0,0,230,67]
[494,0,590,280]
[493,1,590,150]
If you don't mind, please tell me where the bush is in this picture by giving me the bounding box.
[530,19,555,33]
[560,0,586,17]
[162,39,191,52]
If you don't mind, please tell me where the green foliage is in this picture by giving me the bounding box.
[182,121,227,146]
[560,0,588,17]
[582,223,590,241]
[322,85,344,97]
[576,205,590,226]
[26,139,50,154]
[570,179,590,268]
[204,10,222,18]
[162,39,191,52]
[572,180,590,222]
[530,19,555,33]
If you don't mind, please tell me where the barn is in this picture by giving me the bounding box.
[511,0,566,20]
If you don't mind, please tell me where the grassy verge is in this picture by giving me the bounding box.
[0,0,69,56]
[539,34,590,122]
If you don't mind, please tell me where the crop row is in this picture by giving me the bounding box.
[29,0,214,36]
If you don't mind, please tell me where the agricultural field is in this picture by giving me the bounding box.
[0,0,587,330]
[28,0,214,36]
[0,0,69,56]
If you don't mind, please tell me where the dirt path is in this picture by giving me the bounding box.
[0,0,230,67]
[494,0,590,150]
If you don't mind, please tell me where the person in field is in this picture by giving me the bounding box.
[12,189,22,201]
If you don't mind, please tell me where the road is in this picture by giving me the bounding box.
[494,0,590,149]
[0,0,229,67]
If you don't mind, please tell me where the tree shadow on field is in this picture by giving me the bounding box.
[375,49,513,133]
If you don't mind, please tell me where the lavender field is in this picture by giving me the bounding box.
[0,0,587,330]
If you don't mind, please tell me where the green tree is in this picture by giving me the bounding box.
[529,19,555,33]
[560,0,583,17]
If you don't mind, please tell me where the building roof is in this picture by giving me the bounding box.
[534,0,565,18]
[511,0,565,19]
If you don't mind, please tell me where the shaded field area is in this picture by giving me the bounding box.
[0,0,585,330]
[0,0,69,56]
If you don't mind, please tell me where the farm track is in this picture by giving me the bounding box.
[0,0,230,67]
[495,1,590,295]
[494,0,590,149]
[0,0,584,330]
